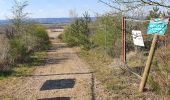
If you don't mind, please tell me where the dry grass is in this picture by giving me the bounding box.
[0,34,11,71]
[127,51,146,68]
[78,48,137,99]
[149,44,170,95]
[78,47,169,99]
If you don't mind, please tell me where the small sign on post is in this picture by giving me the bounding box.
[147,18,169,35]
[132,30,145,47]
[139,17,169,92]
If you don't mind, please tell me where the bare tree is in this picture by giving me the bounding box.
[69,9,78,21]
[99,0,170,13]
[11,0,28,35]
[3,0,28,39]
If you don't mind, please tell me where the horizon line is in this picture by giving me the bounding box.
[0,17,97,20]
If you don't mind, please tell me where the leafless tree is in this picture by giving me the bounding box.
[99,0,170,13]
[3,0,28,39]
[69,9,78,21]
[11,0,28,35]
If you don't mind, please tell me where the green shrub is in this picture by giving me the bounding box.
[10,36,30,63]
[90,14,122,57]
[61,13,91,49]
[0,0,50,73]
[9,24,50,63]
[90,29,106,47]
[26,24,50,50]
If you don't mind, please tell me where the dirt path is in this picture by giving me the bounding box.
[0,31,111,100]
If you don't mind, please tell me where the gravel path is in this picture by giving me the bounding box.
[0,30,111,100]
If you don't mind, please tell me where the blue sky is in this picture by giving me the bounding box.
[0,0,111,19]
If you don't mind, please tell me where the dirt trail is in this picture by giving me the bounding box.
[0,30,111,100]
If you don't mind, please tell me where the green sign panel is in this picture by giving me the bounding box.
[147,18,169,35]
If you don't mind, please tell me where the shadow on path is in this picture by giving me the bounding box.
[46,44,68,52]
[91,73,95,100]
[27,72,93,77]
[40,79,76,91]
[36,72,96,100]
[45,57,69,65]
[37,97,70,100]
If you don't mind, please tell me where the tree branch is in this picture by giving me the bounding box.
[99,0,170,12]
[140,0,170,8]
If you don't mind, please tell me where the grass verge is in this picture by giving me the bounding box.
[0,51,47,81]
[77,47,166,99]
[78,48,129,91]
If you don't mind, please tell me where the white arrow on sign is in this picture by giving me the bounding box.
[132,30,145,47]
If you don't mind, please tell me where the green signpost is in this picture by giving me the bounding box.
[139,17,169,92]
[147,18,169,35]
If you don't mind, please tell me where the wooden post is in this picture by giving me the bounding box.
[122,16,126,64]
[139,34,158,92]
[139,14,166,92]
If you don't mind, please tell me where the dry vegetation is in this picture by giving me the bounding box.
[0,34,11,71]
[148,44,170,95]
[78,47,170,99]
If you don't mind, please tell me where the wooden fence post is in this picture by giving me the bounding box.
[139,34,158,92]
[122,16,126,64]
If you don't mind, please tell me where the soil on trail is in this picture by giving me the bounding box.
[0,30,111,100]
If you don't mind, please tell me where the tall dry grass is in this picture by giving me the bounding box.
[149,44,170,95]
[0,34,11,71]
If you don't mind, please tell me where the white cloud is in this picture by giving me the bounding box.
[38,9,43,13]
[28,8,67,18]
